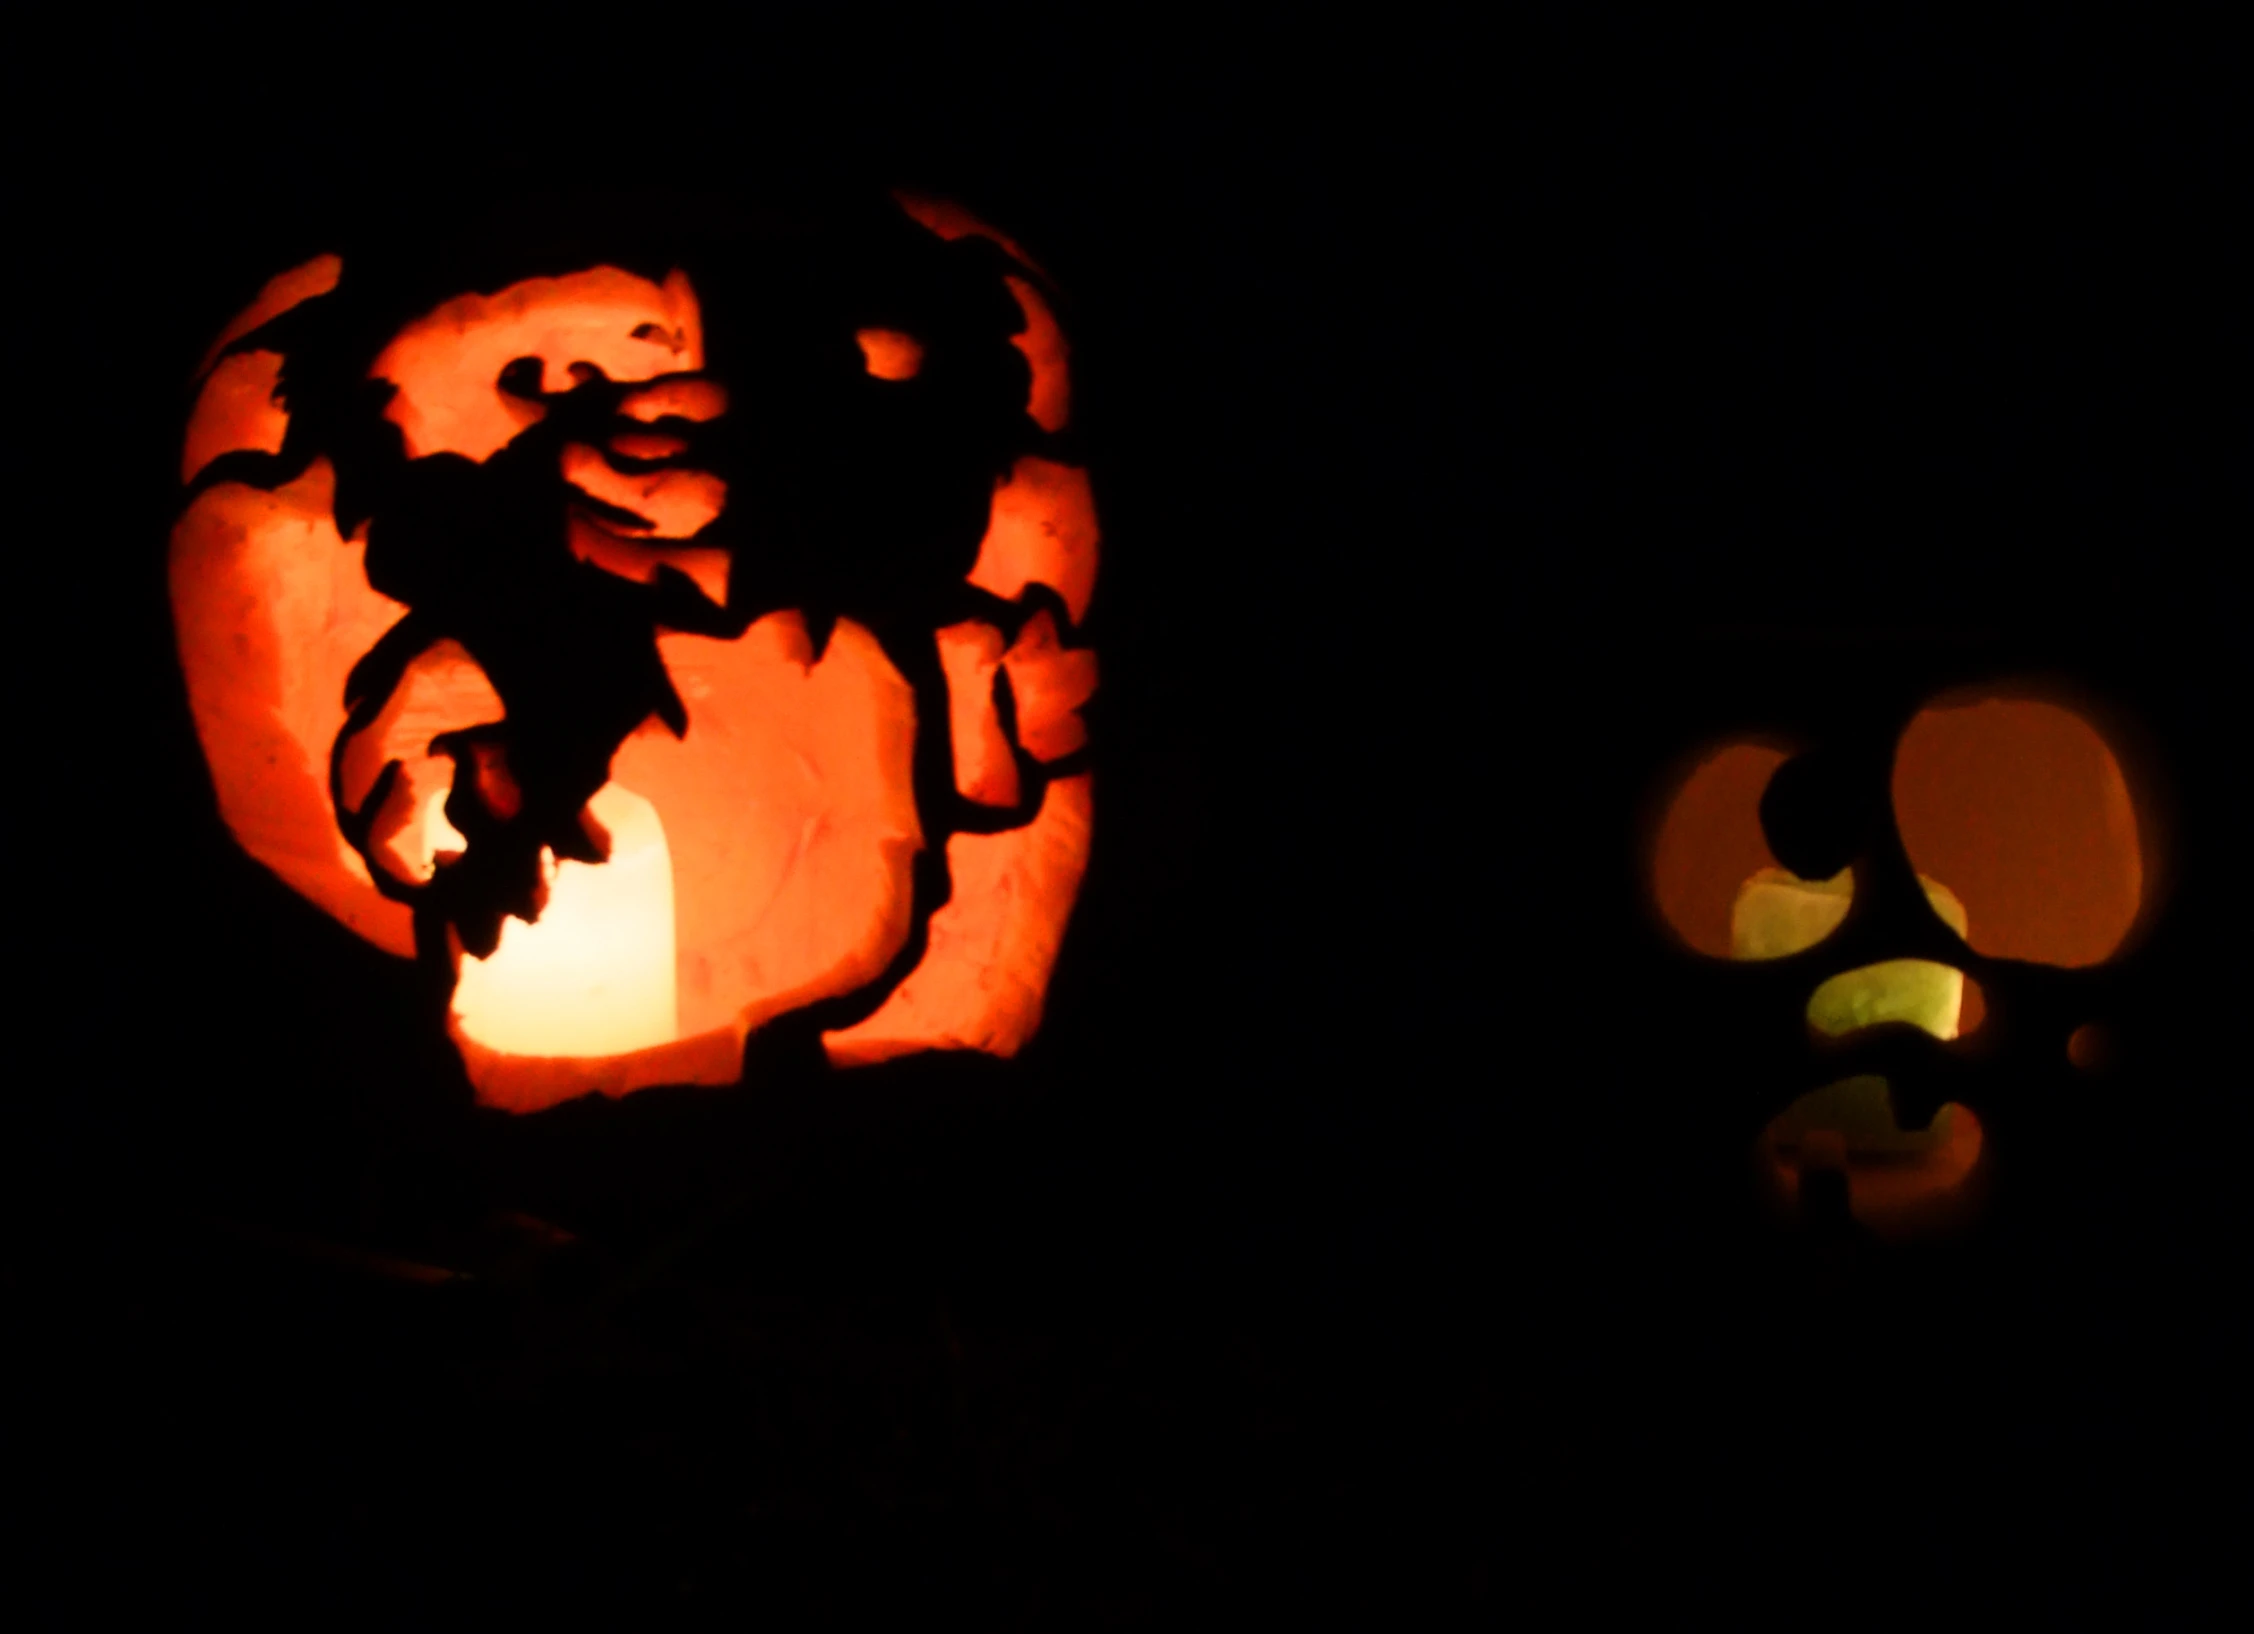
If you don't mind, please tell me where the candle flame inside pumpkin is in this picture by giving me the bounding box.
[448,784,680,1060]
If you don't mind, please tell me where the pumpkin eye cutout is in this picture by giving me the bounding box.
[1652,742,1854,960]
[1892,696,2144,967]
[1758,749,1868,883]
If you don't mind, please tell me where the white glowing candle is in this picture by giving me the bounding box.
[446,783,679,1060]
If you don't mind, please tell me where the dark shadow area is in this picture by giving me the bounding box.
[13,12,2237,1623]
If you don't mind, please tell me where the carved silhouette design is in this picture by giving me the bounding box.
[172,191,1098,1111]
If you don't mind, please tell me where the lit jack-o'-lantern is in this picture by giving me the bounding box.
[171,193,1097,1113]
[1647,672,2155,1240]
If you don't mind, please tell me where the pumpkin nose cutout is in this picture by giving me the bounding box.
[1805,958,1967,1041]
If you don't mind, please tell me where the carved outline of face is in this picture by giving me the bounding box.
[1645,671,2154,1240]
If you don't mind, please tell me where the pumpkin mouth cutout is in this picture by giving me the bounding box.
[1757,1076,1986,1238]
[1764,956,1987,1235]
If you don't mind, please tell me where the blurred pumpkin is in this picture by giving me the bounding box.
[1646,668,2154,1240]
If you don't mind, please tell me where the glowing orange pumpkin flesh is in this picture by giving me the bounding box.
[195,253,343,379]
[183,350,289,482]
[174,208,1098,1112]
[854,327,925,381]
[1892,697,2143,968]
[1756,1106,1987,1241]
[1651,743,1790,961]
[369,267,706,462]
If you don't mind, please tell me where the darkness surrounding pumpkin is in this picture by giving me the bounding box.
[14,12,2235,1622]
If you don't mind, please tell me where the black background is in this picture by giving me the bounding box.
[14,8,2240,1622]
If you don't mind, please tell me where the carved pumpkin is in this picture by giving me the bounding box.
[1645,656,2157,1240]
[171,192,1097,1114]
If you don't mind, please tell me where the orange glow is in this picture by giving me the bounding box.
[195,253,342,379]
[171,457,414,955]
[937,622,1019,807]
[177,216,1098,1110]
[1757,1098,1985,1239]
[1894,697,2144,967]
[565,511,732,606]
[2066,1022,2110,1072]
[855,327,925,380]
[183,350,288,482]
[560,442,726,537]
[440,613,934,1113]
[609,431,689,460]
[969,456,1100,626]
[1651,742,1791,958]
[1958,974,1986,1035]
[619,378,727,423]
[333,639,506,885]
[614,615,925,1039]
[891,192,1047,279]
[894,197,1067,427]
[1002,277,1069,432]
[451,784,678,1059]
[826,773,1094,1065]
[370,267,704,462]
[468,744,522,821]
[1001,609,1097,762]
